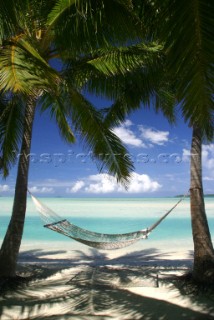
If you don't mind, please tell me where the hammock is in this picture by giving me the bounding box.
[29,192,185,250]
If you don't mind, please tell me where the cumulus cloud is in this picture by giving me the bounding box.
[127,172,161,192]
[0,184,10,192]
[113,124,144,148]
[67,180,85,193]
[85,174,120,193]
[139,126,169,145]
[67,173,161,194]
[29,186,54,194]
[112,121,170,148]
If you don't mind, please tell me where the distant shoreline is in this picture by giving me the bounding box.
[1,194,214,199]
[175,194,214,198]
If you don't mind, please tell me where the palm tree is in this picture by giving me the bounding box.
[156,0,214,283]
[0,0,138,278]
[84,0,214,283]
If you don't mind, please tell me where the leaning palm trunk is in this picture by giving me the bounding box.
[0,96,36,278]
[190,125,214,283]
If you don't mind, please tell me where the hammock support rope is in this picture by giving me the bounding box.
[29,191,186,250]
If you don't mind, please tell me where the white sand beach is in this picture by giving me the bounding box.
[1,242,214,320]
[1,196,214,319]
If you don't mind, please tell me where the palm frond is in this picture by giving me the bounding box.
[132,0,162,39]
[87,42,163,76]
[154,87,176,122]
[47,0,76,28]
[63,44,176,127]
[104,97,132,127]
[83,61,176,125]
[39,91,75,144]
[102,77,176,128]
[0,94,24,177]
[0,0,18,43]
[0,36,59,94]
[48,0,141,55]
[68,88,134,185]
[64,42,167,98]
[159,0,214,139]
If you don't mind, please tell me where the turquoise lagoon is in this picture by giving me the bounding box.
[0,197,214,251]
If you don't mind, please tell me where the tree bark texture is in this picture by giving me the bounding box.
[0,96,36,277]
[190,125,214,282]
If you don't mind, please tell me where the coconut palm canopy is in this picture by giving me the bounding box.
[88,0,214,282]
[0,0,147,183]
[0,0,144,277]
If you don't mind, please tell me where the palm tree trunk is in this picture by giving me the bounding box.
[0,96,36,278]
[190,125,214,283]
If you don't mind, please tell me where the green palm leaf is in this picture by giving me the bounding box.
[68,88,134,185]
[67,50,175,125]
[102,77,175,128]
[47,0,76,27]
[0,0,18,43]
[48,0,141,55]
[0,94,24,177]
[158,0,214,139]
[40,91,76,144]
[0,37,59,93]
[88,42,163,76]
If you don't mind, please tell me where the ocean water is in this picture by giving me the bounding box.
[0,196,214,251]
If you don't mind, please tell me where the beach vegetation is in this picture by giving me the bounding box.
[0,0,137,278]
[138,0,214,284]
[79,0,214,284]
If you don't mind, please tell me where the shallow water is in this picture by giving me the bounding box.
[0,196,213,251]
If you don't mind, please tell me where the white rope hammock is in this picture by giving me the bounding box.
[29,192,186,250]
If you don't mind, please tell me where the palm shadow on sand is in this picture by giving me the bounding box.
[0,248,214,319]
[17,247,194,267]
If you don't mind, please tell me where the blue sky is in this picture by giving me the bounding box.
[0,95,214,197]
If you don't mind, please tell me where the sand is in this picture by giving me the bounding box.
[0,243,214,320]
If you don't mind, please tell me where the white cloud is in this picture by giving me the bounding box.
[139,126,169,145]
[29,186,54,194]
[67,180,85,193]
[85,174,119,193]
[128,173,161,192]
[182,149,191,162]
[182,144,214,173]
[203,176,214,181]
[0,184,10,192]
[30,179,73,188]
[112,121,170,148]
[123,119,133,127]
[202,144,214,171]
[66,173,161,194]
[113,126,144,148]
